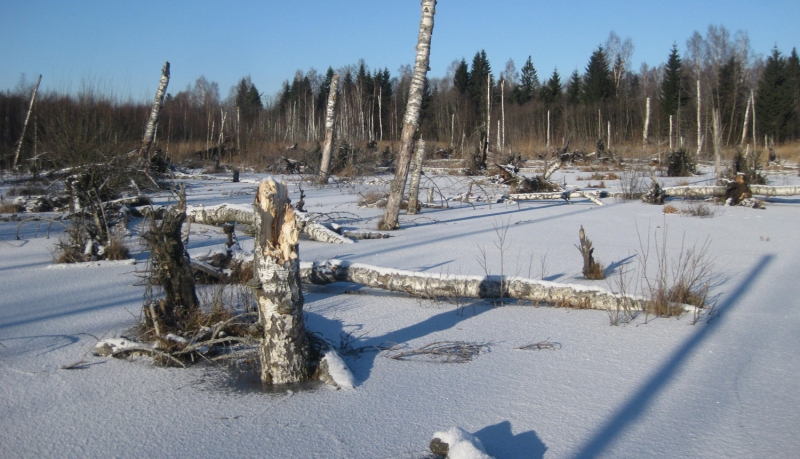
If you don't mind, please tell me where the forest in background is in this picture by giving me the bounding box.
[2,26,799,172]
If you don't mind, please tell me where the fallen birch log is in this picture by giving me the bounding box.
[509,190,605,206]
[659,185,800,199]
[187,204,352,244]
[299,259,696,313]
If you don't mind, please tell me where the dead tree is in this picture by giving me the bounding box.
[317,74,340,185]
[139,62,171,165]
[381,0,436,230]
[406,140,426,214]
[252,179,310,384]
[142,189,199,331]
[12,74,42,170]
[575,226,604,279]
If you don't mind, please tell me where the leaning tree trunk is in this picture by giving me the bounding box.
[317,74,340,185]
[139,62,171,165]
[381,0,436,230]
[12,74,42,170]
[406,140,426,215]
[712,107,722,179]
[253,179,310,385]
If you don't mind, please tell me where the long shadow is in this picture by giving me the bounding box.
[571,254,774,459]
[402,201,579,229]
[474,420,547,459]
[306,298,490,384]
[603,255,637,278]
[0,294,140,331]
[349,205,597,261]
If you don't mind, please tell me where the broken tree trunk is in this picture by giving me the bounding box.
[12,74,42,170]
[299,259,696,313]
[406,140,426,214]
[381,0,435,230]
[252,179,310,385]
[575,226,603,279]
[317,74,340,185]
[142,192,199,329]
[139,62,171,165]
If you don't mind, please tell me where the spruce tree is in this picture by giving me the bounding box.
[453,58,469,95]
[581,46,614,104]
[659,44,689,119]
[566,70,581,105]
[541,68,562,107]
[515,56,539,104]
[786,48,800,138]
[757,47,792,141]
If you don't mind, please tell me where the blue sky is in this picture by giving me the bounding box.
[2,0,798,101]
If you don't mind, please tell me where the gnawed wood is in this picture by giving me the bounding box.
[299,259,697,314]
[253,179,310,385]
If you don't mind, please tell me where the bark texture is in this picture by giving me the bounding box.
[317,74,340,185]
[509,191,604,206]
[406,140,426,214]
[12,74,42,170]
[253,179,310,385]
[300,259,695,313]
[139,62,171,164]
[381,0,435,230]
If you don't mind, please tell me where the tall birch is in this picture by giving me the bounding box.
[12,74,42,170]
[317,74,340,184]
[140,62,171,164]
[381,0,436,230]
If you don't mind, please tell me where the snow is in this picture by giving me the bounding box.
[2,167,800,458]
[321,349,355,389]
[433,426,493,459]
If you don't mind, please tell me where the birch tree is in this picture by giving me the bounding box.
[140,62,171,165]
[12,74,41,170]
[381,0,436,230]
[317,74,340,184]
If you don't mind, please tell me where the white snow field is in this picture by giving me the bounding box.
[2,167,800,458]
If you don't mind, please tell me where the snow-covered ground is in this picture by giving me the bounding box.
[2,167,800,458]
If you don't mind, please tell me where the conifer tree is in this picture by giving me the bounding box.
[757,47,793,141]
[541,68,562,107]
[659,44,689,119]
[566,70,582,105]
[582,46,615,104]
[515,56,539,104]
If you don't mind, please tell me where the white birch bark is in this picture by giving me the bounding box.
[697,79,702,156]
[140,62,170,164]
[12,74,42,170]
[607,121,611,151]
[546,110,551,151]
[253,179,309,384]
[542,160,562,180]
[406,140,426,215]
[381,0,435,230]
[661,185,800,199]
[299,260,696,313]
[643,97,650,153]
[669,115,673,151]
[501,80,505,154]
[509,190,604,206]
[741,90,751,147]
[712,108,722,179]
[317,74,340,185]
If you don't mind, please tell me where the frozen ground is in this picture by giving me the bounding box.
[2,167,800,458]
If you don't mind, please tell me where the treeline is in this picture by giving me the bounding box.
[2,25,799,170]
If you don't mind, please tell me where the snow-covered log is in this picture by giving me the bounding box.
[750,185,800,197]
[342,230,392,240]
[660,185,800,199]
[253,179,310,385]
[299,259,695,313]
[509,190,604,205]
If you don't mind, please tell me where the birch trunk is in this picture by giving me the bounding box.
[381,0,435,230]
[546,110,551,151]
[741,90,751,147]
[406,140,426,214]
[317,74,340,184]
[696,79,702,156]
[712,108,722,179]
[253,179,310,385]
[12,74,42,170]
[140,62,170,164]
[669,115,673,151]
[299,260,696,313]
[643,97,650,154]
[509,190,604,206]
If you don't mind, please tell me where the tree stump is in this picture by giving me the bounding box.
[253,179,310,385]
[576,226,604,280]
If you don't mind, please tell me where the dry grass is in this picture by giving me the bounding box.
[663,204,680,214]
[0,201,21,213]
[389,341,489,363]
[357,191,388,208]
